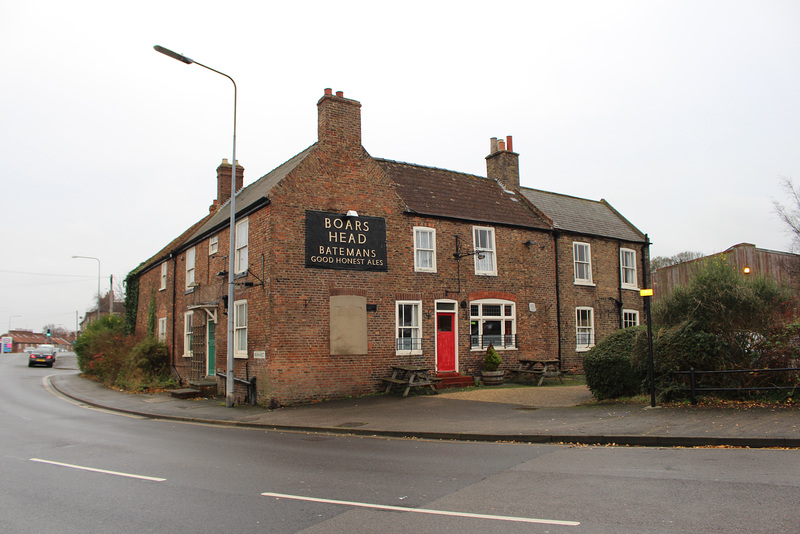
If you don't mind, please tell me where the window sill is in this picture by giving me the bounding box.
[574,281,596,287]
[621,285,640,291]
[395,350,423,356]
[471,347,517,352]
[234,353,248,359]
[575,346,593,353]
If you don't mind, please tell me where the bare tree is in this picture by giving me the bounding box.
[651,251,705,271]
[774,176,800,253]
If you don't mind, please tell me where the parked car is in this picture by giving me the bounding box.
[29,346,56,368]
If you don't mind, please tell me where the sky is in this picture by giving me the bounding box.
[2,0,799,334]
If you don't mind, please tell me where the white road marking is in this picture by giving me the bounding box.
[29,458,166,482]
[261,492,580,526]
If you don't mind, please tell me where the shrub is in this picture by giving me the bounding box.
[647,259,799,401]
[129,336,169,377]
[583,326,646,400]
[74,315,128,382]
[75,315,174,391]
[483,344,502,371]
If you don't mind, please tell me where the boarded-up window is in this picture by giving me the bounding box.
[330,295,367,355]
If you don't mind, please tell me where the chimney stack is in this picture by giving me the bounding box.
[486,135,519,191]
[216,158,244,207]
[317,88,362,153]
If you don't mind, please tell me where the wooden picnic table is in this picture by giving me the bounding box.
[381,365,440,397]
[510,358,564,386]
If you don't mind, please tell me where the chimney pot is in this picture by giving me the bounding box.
[324,88,333,95]
[490,137,499,153]
[506,135,513,152]
[498,140,506,151]
[336,91,344,97]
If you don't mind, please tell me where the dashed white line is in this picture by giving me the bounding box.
[261,491,580,526]
[29,458,166,482]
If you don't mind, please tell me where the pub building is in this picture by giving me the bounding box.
[130,89,649,407]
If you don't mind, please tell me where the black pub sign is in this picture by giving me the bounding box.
[305,210,388,271]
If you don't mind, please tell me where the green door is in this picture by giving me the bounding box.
[206,320,216,377]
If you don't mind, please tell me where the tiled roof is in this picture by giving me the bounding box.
[375,159,551,230]
[520,188,646,243]
[135,145,316,275]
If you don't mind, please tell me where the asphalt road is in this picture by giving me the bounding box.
[2,352,799,533]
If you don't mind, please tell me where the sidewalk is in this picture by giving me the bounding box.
[49,373,800,448]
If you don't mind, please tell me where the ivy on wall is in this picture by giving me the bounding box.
[124,270,140,336]
[147,293,156,338]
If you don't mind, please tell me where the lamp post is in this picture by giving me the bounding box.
[72,256,101,322]
[154,45,238,408]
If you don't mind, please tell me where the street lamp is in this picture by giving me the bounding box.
[72,256,101,322]
[154,45,238,408]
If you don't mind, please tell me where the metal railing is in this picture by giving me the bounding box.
[470,335,518,350]
[395,337,423,351]
[672,367,800,405]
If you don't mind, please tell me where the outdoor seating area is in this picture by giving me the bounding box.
[382,365,440,397]
[509,358,564,386]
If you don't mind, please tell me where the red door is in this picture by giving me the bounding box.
[436,312,456,372]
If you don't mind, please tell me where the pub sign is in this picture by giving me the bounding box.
[305,210,388,271]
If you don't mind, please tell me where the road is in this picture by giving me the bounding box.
[1,352,798,533]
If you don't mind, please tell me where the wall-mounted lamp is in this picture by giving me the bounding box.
[743,267,751,274]
[346,210,359,217]
[523,240,536,247]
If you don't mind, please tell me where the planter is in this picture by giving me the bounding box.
[481,370,505,386]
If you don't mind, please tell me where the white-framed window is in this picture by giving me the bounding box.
[183,311,193,357]
[235,218,249,274]
[623,309,640,328]
[185,247,196,290]
[158,317,167,342]
[576,307,594,351]
[413,227,436,272]
[473,226,497,276]
[620,248,638,290]
[209,234,219,255]
[160,262,167,291]
[573,242,593,285]
[470,299,516,350]
[396,301,423,354]
[234,299,248,358]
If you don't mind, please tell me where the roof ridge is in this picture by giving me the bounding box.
[520,185,603,204]
[374,157,490,182]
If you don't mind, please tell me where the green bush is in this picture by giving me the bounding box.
[75,315,174,391]
[74,315,129,382]
[583,326,646,400]
[647,259,797,401]
[483,344,502,371]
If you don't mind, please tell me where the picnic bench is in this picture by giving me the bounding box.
[509,358,564,386]
[382,365,440,397]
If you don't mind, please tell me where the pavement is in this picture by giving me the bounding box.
[49,372,800,448]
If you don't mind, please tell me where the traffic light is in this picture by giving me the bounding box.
[47,328,51,338]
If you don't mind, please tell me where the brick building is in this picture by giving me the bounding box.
[130,89,649,406]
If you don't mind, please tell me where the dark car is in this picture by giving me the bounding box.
[28,345,57,368]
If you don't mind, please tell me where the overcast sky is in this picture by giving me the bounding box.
[2,0,799,334]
